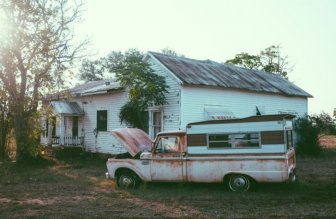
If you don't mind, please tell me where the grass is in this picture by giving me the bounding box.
[0,147,336,218]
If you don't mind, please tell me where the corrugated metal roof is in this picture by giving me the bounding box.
[148,52,312,97]
[51,101,84,115]
[69,79,122,96]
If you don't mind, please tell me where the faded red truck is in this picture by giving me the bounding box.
[106,114,296,192]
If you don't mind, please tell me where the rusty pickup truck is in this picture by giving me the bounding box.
[106,114,296,192]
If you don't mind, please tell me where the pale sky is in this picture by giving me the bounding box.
[76,0,336,115]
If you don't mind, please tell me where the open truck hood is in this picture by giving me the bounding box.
[111,128,153,157]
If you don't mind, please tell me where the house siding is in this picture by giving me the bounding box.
[147,57,182,134]
[73,91,129,154]
[180,86,308,128]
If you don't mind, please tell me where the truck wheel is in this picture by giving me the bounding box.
[228,174,250,192]
[117,171,140,189]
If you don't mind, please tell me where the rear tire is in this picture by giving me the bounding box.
[117,171,140,189]
[228,174,251,192]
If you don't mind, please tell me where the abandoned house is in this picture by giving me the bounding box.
[40,52,312,154]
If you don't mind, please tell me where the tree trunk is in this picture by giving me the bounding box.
[13,108,29,161]
[0,113,6,160]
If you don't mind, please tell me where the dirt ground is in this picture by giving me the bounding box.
[1,148,336,218]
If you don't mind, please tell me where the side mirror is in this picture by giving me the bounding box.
[140,151,152,160]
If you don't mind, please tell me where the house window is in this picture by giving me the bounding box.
[152,111,162,136]
[72,117,79,137]
[97,110,107,131]
[208,133,260,149]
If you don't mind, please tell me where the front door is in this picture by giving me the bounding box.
[150,135,183,181]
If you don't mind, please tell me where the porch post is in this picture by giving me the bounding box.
[60,115,65,145]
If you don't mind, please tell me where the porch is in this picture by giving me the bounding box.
[41,101,85,147]
[41,133,84,147]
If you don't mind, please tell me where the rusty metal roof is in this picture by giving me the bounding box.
[44,79,123,100]
[148,52,312,97]
[50,101,84,115]
[69,79,122,96]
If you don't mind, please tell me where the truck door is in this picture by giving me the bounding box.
[150,135,183,181]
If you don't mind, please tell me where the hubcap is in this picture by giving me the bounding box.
[120,176,133,188]
[230,175,249,192]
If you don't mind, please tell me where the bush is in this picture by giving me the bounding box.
[294,116,321,155]
[310,112,336,135]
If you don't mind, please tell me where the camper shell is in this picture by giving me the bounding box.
[106,114,296,192]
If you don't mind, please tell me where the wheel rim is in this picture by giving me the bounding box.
[229,175,250,192]
[118,175,135,188]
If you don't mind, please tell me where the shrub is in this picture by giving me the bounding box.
[294,116,321,155]
[310,112,336,135]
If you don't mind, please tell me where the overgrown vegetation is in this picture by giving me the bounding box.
[295,112,336,155]
[295,116,321,155]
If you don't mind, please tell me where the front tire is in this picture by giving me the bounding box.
[117,171,140,189]
[228,174,251,192]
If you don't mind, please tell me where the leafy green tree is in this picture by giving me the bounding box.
[0,0,86,161]
[311,112,336,135]
[104,49,169,130]
[294,116,321,155]
[225,45,291,79]
[161,48,184,57]
[79,59,104,82]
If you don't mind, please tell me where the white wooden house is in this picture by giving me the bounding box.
[41,52,312,154]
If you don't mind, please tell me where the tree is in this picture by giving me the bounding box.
[294,116,321,155]
[79,59,104,82]
[0,86,10,160]
[311,112,336,135]
[0,0,86,161]
[225,45,291,79]
[161,48,184,57]
[104,49,169,130]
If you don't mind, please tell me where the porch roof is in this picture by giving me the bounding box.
[51,101,84,116]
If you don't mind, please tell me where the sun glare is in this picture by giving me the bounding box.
[0,18,5,41]
[0,13,10,42]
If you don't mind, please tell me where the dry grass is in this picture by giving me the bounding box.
[1,149,336,218]
[319,135,336,148]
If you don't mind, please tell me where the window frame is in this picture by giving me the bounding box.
[96,110,108,132]
[154,135,180,153]
[286,130,293,150]
[72,116,79,137]
[207,132,261,149]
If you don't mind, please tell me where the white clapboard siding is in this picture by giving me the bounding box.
[148,57,181,131]
[180,86,308,128]
[72,91,128,154]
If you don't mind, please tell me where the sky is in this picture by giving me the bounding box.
[76,0,336,115]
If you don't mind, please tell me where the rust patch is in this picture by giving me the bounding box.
[112,128,153,156]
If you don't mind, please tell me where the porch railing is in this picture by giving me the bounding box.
[51,136,84,146]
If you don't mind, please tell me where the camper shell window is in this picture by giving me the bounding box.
[208,133,260,149]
